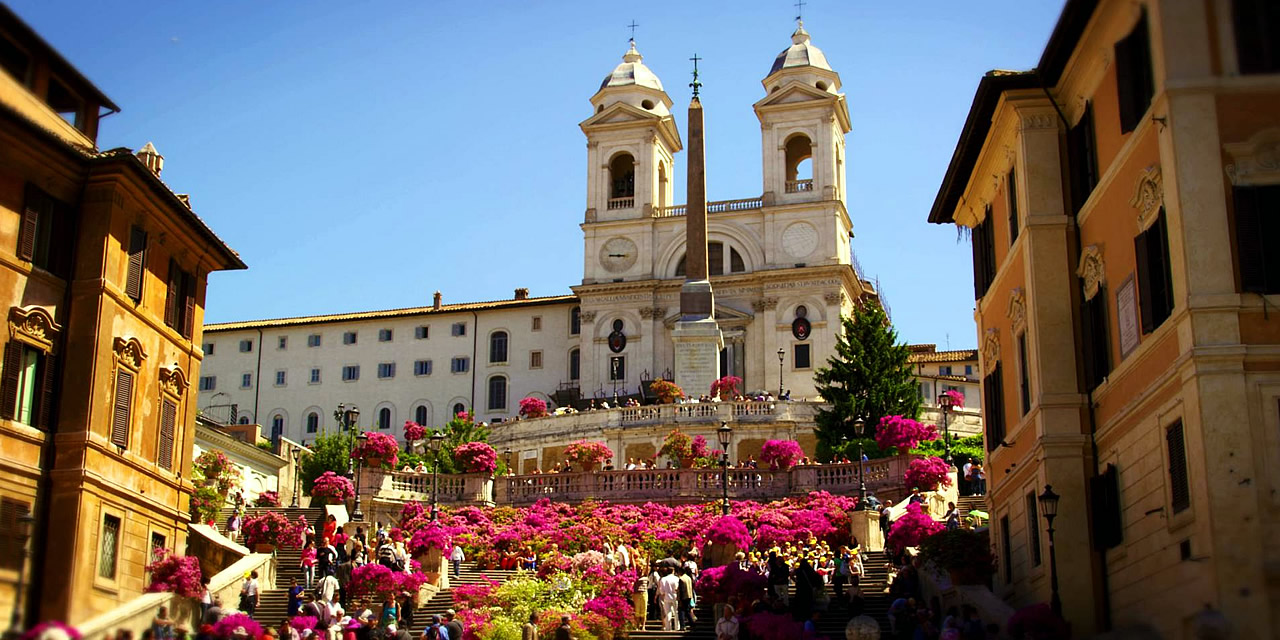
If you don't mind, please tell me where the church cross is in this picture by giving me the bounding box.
[627,20,639,40]
[689,53,703,97]
[794,0,806,21]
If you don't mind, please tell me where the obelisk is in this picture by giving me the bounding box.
[672,63,723,398]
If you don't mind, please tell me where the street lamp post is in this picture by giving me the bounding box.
[1038,484,1063,617]
[937,392,955,466]
[429,431,445,521]
[717,422,733,515]
[290,448,301,508]
[853,418,868,509]
[352,433,367,521]
[611,358,620,405]
[503,448,512,505]
[6,509,33,636]
[776,348,785,398]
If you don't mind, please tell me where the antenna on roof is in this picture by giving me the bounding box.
[627,19,639,41]
[689,53,703,98]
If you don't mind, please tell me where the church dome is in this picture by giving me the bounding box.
[601,40,664,92]
[769,22,832,75]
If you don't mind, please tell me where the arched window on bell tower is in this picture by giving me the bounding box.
[785,134,813,193]
[609,153,635,209]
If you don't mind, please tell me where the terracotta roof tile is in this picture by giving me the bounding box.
[908,349,978,364]
[204,294,579,332]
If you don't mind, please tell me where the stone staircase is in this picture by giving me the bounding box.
[630,551,895,640]
[957,495,987,519]
[222,507,323,625]
[400,565,520,635]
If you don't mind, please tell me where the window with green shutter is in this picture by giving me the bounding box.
[1166,420,1190,513]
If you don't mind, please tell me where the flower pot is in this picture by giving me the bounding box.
[680,457,696,469]
[254,543,276,554]
[365,457,383,468]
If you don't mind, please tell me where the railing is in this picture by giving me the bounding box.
[608,196,634,210]
[786,179,814,193]
[365,455,915,507]
[496,457,914,506]
[609,401,800,425]
[656,196,765,218]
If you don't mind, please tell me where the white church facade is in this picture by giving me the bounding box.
[198,25,885,449]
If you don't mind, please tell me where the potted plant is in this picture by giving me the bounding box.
[650,379,685,405]
[904,456,953,491]
[242,511,306,553]
[253,491,281,508]
[760,439,804,470]
[563,440,614,471]
[353,431,400,469]
[659,429,693,467]
[918,528,996,586]
[875,415,939,454]
[886,502,945,553]
[710,375,743,400]
[518,396,549,419]
[403,421,427,450]
[941,389,965,408]
[145,549,203,597]
[454,441,498,475]
[310,471,355,505]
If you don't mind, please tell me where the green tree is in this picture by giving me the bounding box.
[300,431,352,493]
[433,412,492,474]
[813,302,921,460]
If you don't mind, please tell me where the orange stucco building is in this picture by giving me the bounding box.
[929,0,1279,637]
[0,4,245,626]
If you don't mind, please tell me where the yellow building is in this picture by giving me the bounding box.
[929,0,1279,637]
[0,4,245,626]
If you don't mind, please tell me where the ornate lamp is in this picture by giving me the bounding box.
[429,431,445,520]
[717,422,733,515]
[352,433,367,521]
[853,418,868,509]
[1038,484,1062,616]
[936,392,954,465]
[776,348,786,398]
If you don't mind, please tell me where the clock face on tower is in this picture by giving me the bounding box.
[599,237,638,273]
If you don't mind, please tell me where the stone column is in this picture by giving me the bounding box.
[674,97,723,395]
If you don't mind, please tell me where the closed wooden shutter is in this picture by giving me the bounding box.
[1166,420,1190,513]
[983,365,1005,451]
[1090,463,1123,549]
[164,260,179,328]
[1081,291,1111,390]
[1007,169,1019,244]
[18,185,40,262]
[972,220,986,300]
[111,369,133,449]
[125,227,146,302]
[182,272,196,339]
[1116,12,1154,134]
[0,499,28,571]
[158,399,176,470]
[0,341,23,421]
[37,351,56,431]
[1134,230,1155,334]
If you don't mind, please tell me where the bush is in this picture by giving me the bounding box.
[918,528,996,581]
[146,549,202,597]
[243,512,307,548]
[309,471,354,502]
[455,441,498,474]
[252,491,280,507]
[875,415,938,453]
[704,516,752,549]
[403,420,427,443]
[904,456,953,491]
[913,434,984,464]
[650,379,685,404]
[760,440,803,470]
[352,431,400,468]
[519,397,549,419]
[710,375,742,399]
[886,502,944,553]
[563,440,614,466]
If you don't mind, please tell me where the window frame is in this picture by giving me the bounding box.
[378,328,393,342]
[96,510,124,587]
[277,336,287,350]
[451,357,470,374]
[341,365,360,382]
[487,375,508,412]
[309,368,321,384]
[199,376,216,392]
[489,331,509,364]
[793,343,812,370]
[414,359,433,376]
[307,334,322,348]
[274,370,286,387]
[415,326,429,340]
[530,350,543,369]
[306,412,320,433]
[343,331,358,345]
[377,362,396,379]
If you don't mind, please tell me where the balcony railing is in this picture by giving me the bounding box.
[656,196,765,218]
[360,455,916,508]
[786,179,814,193]
[607,197,634,210]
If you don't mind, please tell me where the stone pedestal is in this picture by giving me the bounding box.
[850,509,883,552]
[673,283,722,398]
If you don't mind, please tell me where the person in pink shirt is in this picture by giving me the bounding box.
[300,540,317,589]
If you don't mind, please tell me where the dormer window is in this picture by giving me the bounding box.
[0,33,30,84]
[46,76,83,128]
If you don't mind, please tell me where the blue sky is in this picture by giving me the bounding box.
[13,1,1064,349]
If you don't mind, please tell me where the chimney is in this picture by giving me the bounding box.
[136,142,164,176]
[514,287,529,300]
[433,291,443,310]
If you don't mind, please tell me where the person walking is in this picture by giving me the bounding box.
[442,610,463,640]
[632,565,650,630]
[554,616,571,640]
[239,571,260,618]
[521,613,538,640]
[287,578,304,616]
[658,567,681,631]
[449,544,465,579]
[944,502,961,531]
[301,541,317,589]
[677,566,696,630]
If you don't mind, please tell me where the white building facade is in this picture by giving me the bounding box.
[199,25,888,447]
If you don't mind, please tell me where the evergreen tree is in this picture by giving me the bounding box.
[813,302,921,460]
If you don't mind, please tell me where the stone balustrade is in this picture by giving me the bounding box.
[360,455,914,508]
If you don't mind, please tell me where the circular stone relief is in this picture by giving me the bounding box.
[781,222,819,259]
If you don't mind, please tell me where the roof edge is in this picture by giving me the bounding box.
[0,4,120,112]
[204,294,581,332]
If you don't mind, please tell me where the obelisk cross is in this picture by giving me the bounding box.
[689,53,703,98]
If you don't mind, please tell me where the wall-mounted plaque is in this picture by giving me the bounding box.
[1117,275,1139,359]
